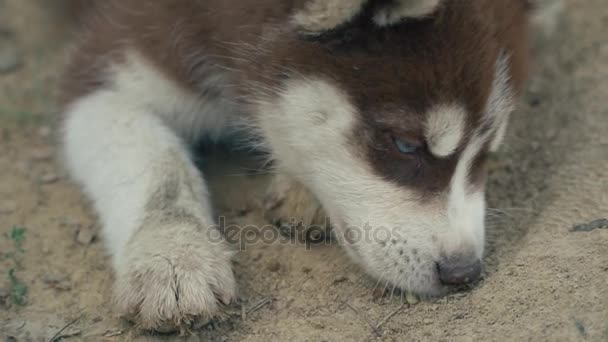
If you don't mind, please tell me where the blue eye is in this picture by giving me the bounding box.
[393,138,418,154]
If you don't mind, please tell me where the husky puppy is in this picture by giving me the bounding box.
[61,0,549,332]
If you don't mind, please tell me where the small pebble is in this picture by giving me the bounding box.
[76,225,96,245]
[333,276,348,284]
[42,274,72,291]
[310,320,325,330]
[423,318,434,325]
[40,173,59,184]
[0,30,21,74]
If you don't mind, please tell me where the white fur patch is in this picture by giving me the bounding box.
[63,50,236,330]
[256,77,357,171]
[292,0,367,34]
[425,104,466,157]
[486,53,515,151]
[374,0,442,26]
[444,134,487,258]
[292,0,442,33]
[111,51,236,142]
[63,50,232,266]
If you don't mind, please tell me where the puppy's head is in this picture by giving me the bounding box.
[253,0,530,296]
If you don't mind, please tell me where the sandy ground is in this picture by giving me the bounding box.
[0,0,607,341]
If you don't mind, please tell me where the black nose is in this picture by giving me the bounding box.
[437,256,482,285]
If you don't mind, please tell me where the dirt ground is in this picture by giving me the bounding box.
[0,0,606,341]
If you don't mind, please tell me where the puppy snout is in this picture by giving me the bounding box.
[437,255,482,285]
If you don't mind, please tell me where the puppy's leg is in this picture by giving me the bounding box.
[264,174,330,243]
[63,87,235,332]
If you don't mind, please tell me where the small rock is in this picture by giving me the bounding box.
[310,320,325,330]
[30,147,53,161]
[39,173,59,184]
[571,218,608,232]
[42,274,72,291]
[76,225,96,245]
[0,200,17,214]
[0,30,21,74]
[423,318,434,325]
[333,276,348,284]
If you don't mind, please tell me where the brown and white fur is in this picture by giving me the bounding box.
[61,0,557,333]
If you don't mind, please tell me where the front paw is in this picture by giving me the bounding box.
[263,175,330,243]
[114,224,236,333]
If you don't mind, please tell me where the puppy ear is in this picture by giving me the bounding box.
[373,0,442,26]
[292,0,368,35]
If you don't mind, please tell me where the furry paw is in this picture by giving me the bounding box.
[263,175,330,243]
[114,223,236,333]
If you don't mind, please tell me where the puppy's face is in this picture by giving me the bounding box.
[255,0,530,296]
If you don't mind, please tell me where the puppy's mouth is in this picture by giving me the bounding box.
[328,215,482,297]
